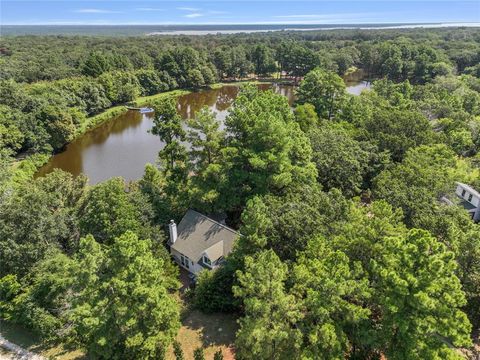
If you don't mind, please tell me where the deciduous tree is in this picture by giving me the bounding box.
[296,68,346,119]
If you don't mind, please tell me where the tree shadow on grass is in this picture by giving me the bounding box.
[0,320,85,360]
[0,320,40,349]
[181,308,238,349]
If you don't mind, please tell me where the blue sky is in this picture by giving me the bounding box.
[1,1,479,25]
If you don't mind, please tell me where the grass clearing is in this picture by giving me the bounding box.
[1,306,237,360]
[167,307,238,360]
[0,320,84,360]
[133,89,191,107]
[76,106,127,135]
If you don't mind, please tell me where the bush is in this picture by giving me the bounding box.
[193,266,238,313]
[0,274,61,340]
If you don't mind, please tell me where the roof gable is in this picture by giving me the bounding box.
[170,210,239,263]
[203,241,224,262]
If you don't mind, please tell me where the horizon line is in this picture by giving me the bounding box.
[2,21,480,26]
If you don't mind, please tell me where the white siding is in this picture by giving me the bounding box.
[472,195,480,207]
[170,248,204,275]
[456,184,480,207]
[455,185,463,198]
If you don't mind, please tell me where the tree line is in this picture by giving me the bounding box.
[0,28,480,359]
[1,28,479,158]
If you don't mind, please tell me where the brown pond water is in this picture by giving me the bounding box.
[36,81,369,184]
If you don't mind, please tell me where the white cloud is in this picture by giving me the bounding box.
[75,9,122,14]
[177,7,200,12]
[185,13,204,18]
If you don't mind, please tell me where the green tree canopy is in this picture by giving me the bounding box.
[71,232,180,359]
[330,201,472,359]
[82,51,111,77]
[150,97,187,172]
[361,107,435,162]
[0,170,86,277]
[292,236,370,359]
[233,249,302,360]
[373,144,458,225]
[308,124,386,196]
[220,85,317,216]
[79,177,162,245]
[295,68,346,119]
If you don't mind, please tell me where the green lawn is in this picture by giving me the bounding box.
[0,320,84,360]
[1,308,237,360]
[133,89,191,107]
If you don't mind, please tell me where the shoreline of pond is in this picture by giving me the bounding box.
[12,79,279,182]
[27,74,371,184]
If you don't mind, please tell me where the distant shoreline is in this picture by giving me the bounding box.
[1,22,479,36]
[145,22,480,36]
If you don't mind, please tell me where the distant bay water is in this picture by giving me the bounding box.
[1,23,479,36]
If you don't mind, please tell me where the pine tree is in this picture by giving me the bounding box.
[71,232,181,359]
[173,340,184,360]
[233,250,302,359]
[193,347,205,360]
[150,97,187,171]
[213,349,224,360]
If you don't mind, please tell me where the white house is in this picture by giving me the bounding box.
[168,210,239,275]
[454,182,480,222]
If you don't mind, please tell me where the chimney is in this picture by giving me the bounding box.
[169,220,177,244]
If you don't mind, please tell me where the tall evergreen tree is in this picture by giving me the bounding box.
[221,85,316,216]
[71,232,180,359]
[233,250,302,360]
[150,97,187,172]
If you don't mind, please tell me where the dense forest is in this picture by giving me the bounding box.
[1,27,480,359]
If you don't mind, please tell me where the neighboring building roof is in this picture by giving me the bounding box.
[170,209,239,264]
[456,182,480,199]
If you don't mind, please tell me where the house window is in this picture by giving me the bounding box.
[203,255,212,268]
[180,254,190,269]
[468,194,473,202]
[462,189,466,197]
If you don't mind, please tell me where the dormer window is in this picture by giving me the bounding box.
[462,189,466,197]
[203,255,212,268]
[468,194,473,202]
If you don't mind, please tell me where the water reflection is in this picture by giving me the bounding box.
[35,81,362,184]
[346,81,371,96]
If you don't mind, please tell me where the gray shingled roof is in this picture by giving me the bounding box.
[171,210,239,264]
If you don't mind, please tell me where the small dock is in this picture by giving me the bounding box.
[127,106,154,114]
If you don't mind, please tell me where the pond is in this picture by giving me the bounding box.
[36,80,369,184]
